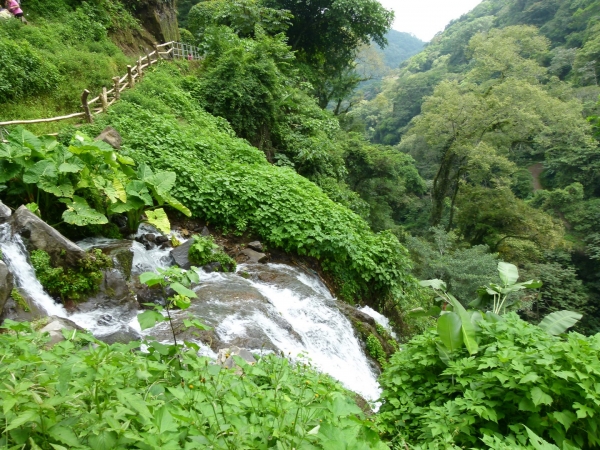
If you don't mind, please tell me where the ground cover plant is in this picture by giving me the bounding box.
[0,321,388,450]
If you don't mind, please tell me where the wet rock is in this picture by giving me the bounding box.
[217,346,256,372]
[39,316,83,346]
[0,261,13,316]
[247,241,263,252]
[136,284,166,306]
[170,238,194,269]
[201,226,210,237]
[337,302,377,328]
[1,287,45,322]
[203,261,222,273]
[98,328,142,345]
[155,235,169,244]
[145,233,156,243]
[238,248,268,264]
[10,206,85,267]
[95,240,134,280]
[95,126,122,149]
[75,269,136,313]
[0,200,11,223]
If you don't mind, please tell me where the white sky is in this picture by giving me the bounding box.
[377,0,483,42]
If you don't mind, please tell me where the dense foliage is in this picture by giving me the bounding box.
[0,323,387,449]
[377,313,600,449]
[0,128,189,235]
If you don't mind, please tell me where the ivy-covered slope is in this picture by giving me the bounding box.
[79,63,418,304]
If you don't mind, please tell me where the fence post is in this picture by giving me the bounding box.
[81,90,93,124]
[137,57,143,79]
[145,49,152,66]
[101,87,108,113]
[153,43,160,60]
[113,77,120,100]
[127,65,135,88]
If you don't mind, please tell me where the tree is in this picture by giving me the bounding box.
[262,0,394,108]
[404,26,593,227]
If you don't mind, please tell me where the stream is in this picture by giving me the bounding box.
[0,224,383,402]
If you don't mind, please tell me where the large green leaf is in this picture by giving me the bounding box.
[23,160,57,184]
[7,127,41,152]
[146,208,170,234]
[137,163,154,181]
[146,171,176,195]
[445,294,479,355]
[538,310,582,336]
[437,312,463,353]
[0,161,22,183]
[37,179,74,198]
[498,262,519,286]
[126,180,153,205]
[0,142,31,160]
[108,197,145,214]
[62,196,108,226]
[139,272,163,286]
[161,191,192,217]
[137,310,166,330]
[170,282,198,299]
[419,279,447,290]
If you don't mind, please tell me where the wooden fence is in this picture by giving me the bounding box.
[0,41,201,129]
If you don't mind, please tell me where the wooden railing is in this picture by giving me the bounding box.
[0,41,202,128]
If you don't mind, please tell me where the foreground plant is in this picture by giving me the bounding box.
[377,313,600,449]
[0,321,386,449]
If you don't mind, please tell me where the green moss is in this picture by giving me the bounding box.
[11,288,30,312]
[188,235,236,272]
[31,249,113,302]
[366,333,386,366]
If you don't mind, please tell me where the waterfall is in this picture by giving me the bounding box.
[0,223,67,317]
[0,225,384,402]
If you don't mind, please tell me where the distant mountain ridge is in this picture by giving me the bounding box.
[378,29,426,70]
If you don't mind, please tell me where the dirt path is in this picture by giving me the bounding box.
[528,163,544,191]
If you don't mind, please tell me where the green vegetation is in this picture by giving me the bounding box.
[0,322,387,449]
[0,0,138,132]
[0,127,190,235]
[188,235,236,272]
[377,313,600,449]
[365,333,386,365]
[30,248,112,301]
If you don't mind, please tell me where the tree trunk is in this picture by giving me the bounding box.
[431,140,456,226]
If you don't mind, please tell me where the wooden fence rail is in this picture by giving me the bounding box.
[0,41,202,129]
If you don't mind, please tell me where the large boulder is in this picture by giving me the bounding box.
[10,206,85,267]
[238,248,268,264]
[0,261,13,316]
[170,238,194,270]
[39,316,83,346]
[1,287,45,322]
[0,200,11,223]
[95,126,122,149]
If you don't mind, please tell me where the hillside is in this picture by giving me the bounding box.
[379,29,425,69]
[348,0,600,335]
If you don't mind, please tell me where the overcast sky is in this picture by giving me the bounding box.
[377,0,483,42]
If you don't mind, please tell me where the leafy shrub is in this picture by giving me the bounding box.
[0,38,60,103]
[365,334,386,365]
[0,324,388,449]
[30,248,112,301]
[377,313,600,449]
[188,235,236,272]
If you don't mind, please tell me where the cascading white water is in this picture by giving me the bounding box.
[190,264,382,402]
[0,224,67,317]
[359,305,398,339]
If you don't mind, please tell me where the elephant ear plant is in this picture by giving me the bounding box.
[410,262,581,365]
[0,127,191,234]
[137,266,210,355]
